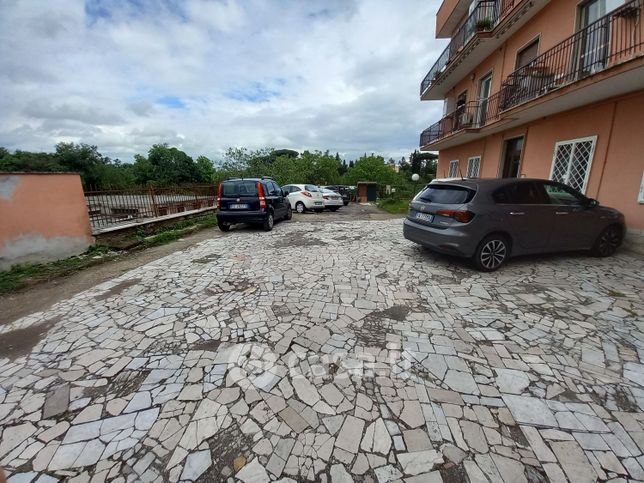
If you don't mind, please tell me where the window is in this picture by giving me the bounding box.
[418,185,476,204]
[448,160,460,178]
[543,182,586,206]
[305,185,319,192]
[495,182,548,204]
[467,156,481,178]
[550,136,597,193]
[268,181,280,196]
[223,181,258,197]
[515,38,540,69]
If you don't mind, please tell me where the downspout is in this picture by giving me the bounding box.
[594,100,618,200]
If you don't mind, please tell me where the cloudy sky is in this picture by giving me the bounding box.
[0,0,446,162]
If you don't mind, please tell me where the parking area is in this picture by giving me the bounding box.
[0,218,642,482]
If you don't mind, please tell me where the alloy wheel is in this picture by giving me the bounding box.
[480,239,507,270]
[296,202,305,213]
[598,226,620,256]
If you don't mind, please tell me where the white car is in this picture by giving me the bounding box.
[282,184,325,213]
[320,188,343,211]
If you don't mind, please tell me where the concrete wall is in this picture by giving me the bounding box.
[0,173,94,270]
[437,91,644,250]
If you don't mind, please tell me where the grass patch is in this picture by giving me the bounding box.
[0,215,218,294]
[377,198,411,214]
[0,245,116,294]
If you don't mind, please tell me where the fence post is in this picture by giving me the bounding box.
[149,185,158,216]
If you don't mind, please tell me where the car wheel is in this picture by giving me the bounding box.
[263,212,274,231]
[591,225,622,257]
[473,234,510,272]
[218,222,231,232]
[285,206,293,220]
[296,202,305,213]
[330,207,339,212]
[343,201,349,206]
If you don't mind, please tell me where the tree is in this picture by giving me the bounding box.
[147,144,199,184]
[196,156,215,183]
[272,149,299,159]
[344,154,400,186]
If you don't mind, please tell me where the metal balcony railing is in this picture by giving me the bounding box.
[420,0,643,147]
[498,0,643,111]
[420,93,503,146]
[420,0,517,96]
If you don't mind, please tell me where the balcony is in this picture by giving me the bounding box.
[420,0,549,101]
[420,0,644,150]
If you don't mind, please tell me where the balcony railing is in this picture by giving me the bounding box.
[420,92,503,146]
[420,0,517,96]
[498,0,642,111]
[420,0,643,147]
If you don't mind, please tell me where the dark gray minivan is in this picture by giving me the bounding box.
[403,178,625,271]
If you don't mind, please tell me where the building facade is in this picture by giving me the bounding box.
[419,0,644,251]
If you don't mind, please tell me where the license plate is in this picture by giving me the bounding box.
[315,201,323,205]
[230,204,248,209]
[415,212,434,223]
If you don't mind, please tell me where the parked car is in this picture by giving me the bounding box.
[403,178,625,271]
[216,177,291,232]
[282,184,325,213]
[320,188,343,211]
[322,185,351,205]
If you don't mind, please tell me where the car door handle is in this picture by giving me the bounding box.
[509,211,525,216]
[555,211,569,215]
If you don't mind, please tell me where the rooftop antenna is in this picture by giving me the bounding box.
[458,165,465,180]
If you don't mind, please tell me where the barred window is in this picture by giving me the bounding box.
[550,137,597,193]
[467,156,481,178]
[448,160,459,178]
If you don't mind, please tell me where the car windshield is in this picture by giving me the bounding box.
[222,181,258,197]
[418,184,475,204]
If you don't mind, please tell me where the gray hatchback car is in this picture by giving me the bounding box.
[403,178,625,271]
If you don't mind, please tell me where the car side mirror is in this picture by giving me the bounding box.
[587,198,599,208]
[282,190,289,197]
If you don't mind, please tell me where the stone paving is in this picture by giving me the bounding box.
[0,219,643,483]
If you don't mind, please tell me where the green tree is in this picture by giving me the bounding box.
[196,155,215,183]
[344,154,399,186]
[55,142,111,188]
[147,144,199,184]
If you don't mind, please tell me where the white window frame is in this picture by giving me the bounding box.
[448,160,459,178]
[549,136,597,194]
[467,156,481,178]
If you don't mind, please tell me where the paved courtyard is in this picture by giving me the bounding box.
[0,218,643,482]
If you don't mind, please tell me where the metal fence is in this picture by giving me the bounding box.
[499,0,643,110]
[420,0,517,96]
[420,0,643,147]
[85,185,216,232]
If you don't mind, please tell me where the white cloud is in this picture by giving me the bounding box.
[0,0,447,161]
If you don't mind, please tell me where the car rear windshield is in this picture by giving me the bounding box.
[222,181,258,197]
[305,185,319,192]
[417,184,475,204]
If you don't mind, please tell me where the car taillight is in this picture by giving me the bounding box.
[216,183,223,209]
[301,191,312,197]
[436,210,475,223]
[257,182,267,209]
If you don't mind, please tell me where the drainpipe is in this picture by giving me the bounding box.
[594,100,618,201]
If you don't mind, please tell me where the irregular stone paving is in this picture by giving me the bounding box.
[0,219,643,483]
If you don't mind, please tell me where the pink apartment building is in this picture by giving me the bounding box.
[420,0,644,251]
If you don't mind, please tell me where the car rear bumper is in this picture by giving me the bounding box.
[403,218,478,257]
[323,199,344,207]
[217,209,267,224]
